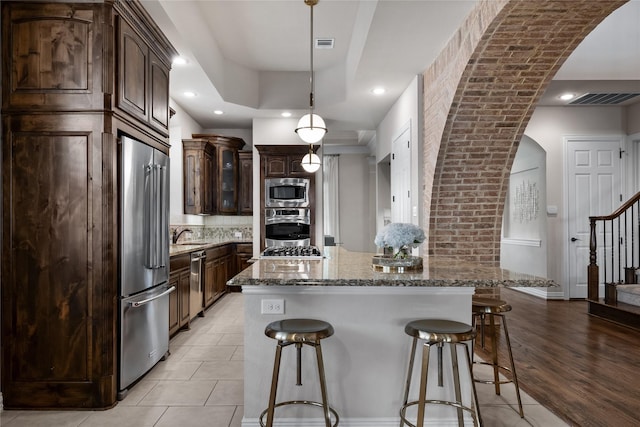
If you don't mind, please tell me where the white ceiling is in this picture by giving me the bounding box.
[141,0,640,146]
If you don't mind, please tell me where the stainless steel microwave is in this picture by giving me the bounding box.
[265,177,309,207]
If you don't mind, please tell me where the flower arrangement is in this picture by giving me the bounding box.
[374,222,425,258]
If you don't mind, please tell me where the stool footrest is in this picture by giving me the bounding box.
[473,361,515,385]
[259,400,339,427]
[400,400,478,427]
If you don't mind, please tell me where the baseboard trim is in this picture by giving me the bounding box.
[510,286,565,300]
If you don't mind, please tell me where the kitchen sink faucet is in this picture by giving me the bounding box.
[172,227,193,244]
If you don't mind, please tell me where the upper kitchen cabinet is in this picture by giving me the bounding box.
[185,134,246,215]
[1,3,104,111]
[183,139,215,215]
[238,151,253,215]
[257,145,316,178]
[117,9,171,135]
[1,0,176,409]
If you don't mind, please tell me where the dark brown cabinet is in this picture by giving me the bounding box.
[204,245,234,308]
[169,254,191,337]
[117,12,171,135]
[169,275,179,336]
[259,146,314,178]
[238,151,253,215]
[1,0,175,409]
[183,140,215,215]
[264,155,288,177]
[219,252,235,294]
[150,54,171,132]
[204,257,216,308]
[183,134,247,215]
[170,243,243,336]
[235,243,253,275]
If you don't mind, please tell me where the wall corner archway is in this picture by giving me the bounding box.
[423,0,628,265]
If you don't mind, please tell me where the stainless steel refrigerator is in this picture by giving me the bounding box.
[118,135,173,397]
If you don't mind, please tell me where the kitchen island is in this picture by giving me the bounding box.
[228,247,555,426]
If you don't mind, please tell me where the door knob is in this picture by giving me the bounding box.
[571,237,580,242]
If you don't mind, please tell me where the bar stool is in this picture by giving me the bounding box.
[260,318,339,427]
[399,319,481,427]
[472,297,524,418]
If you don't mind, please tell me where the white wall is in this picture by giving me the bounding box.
[337,154,376,252]
[524,105,626,297]
[375,76,424,249]
[626,103,640,135]
[501,135,549,296]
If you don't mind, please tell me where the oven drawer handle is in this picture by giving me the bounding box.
[130,286,176,308]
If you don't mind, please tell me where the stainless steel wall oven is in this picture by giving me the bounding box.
[265,208,310,247]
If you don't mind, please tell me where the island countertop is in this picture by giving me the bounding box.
[227,246,557,288]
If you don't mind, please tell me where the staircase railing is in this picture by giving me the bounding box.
[588,191,640,302]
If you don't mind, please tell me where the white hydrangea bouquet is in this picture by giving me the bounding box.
[374,222,425,259]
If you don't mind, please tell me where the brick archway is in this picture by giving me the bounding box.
[425,0,628,265]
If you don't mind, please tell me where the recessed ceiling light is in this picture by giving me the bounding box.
[184,91,196,97]
[560,93,576,101]
[281,112,292,118]
[213,110,224,115]
[173,56,188,66]
[372,87,386,96]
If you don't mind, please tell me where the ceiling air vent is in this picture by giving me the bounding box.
[315,38,334,49]
[569,93,640,105]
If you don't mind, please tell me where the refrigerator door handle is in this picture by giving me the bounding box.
[156,164,167,269]
[152,164,160,268]
[129,286,176,308]
[144,163,168,270]
[144,164,155,269]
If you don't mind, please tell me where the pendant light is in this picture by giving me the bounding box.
[295,0,327,144]
[301,146,321,173]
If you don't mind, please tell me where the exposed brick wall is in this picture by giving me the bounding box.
[424,0,627,266]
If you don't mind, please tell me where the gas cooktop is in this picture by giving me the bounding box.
[260,245,323,259]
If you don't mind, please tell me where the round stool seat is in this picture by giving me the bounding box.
[405,319,476,344]
[472,297,512,314]
[265,318,334,343]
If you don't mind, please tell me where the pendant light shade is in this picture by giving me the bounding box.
[295,113,327,144]
[301,151,321,173]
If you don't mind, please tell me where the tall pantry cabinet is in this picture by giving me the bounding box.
[1,0,176,409]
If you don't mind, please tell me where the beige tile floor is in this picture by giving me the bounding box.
[0,293,569,426]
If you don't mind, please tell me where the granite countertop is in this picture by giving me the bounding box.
[170,239,251,257]
[227,246,557,288]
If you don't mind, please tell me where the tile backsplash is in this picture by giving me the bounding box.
[170,224,253,243]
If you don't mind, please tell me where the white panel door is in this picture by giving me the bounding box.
[567,137,622,299]
[391,128,411,223]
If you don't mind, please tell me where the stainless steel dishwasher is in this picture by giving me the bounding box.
[190,250,206,318]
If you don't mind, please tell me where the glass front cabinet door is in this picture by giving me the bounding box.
[218,145,238,214]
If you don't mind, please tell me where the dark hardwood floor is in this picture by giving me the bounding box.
[475,288,640,427]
